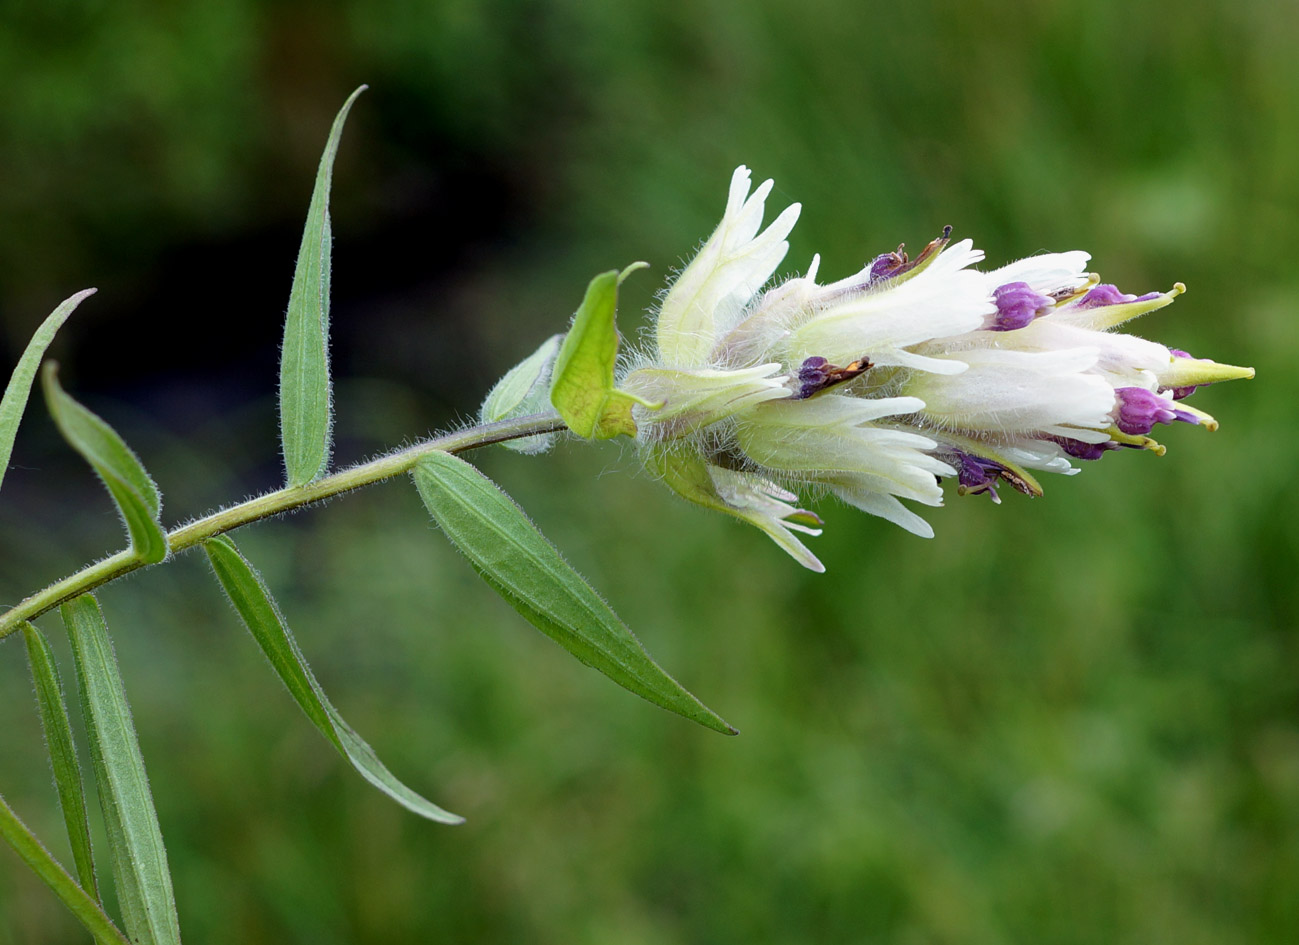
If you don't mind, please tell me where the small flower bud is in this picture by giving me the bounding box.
[1112,387,1199,435]
[990,281,1054,331]
[1051,436,1118,461]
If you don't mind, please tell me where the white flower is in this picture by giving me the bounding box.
[779,239,994,374]
[654,166,801,368]
[625,166,1254,569]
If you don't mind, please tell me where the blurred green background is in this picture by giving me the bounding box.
[1,1,1295,942]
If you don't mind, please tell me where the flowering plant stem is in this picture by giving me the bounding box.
[0,411,567,639]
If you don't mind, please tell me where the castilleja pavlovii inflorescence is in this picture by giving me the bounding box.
[620,167,1254,571]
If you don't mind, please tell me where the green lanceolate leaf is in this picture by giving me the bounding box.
[0,288,96,494]
[280,85,366,487]
[22,623,100,901]
[412,451,736,735]
[0,797,131,945]
[549,263,656,440]
[202,535,464,824]
[62,595,181,945]
[42,364,168,564]
[480,333,563,454]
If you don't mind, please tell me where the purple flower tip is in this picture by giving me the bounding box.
[795,355,870,398]
[948,450,1040,500]
[1113,387,1199,435]
[1076,284,1164,310]
[951,453,1021,500]
[867,248,908,283]
[1075,284,1130,309]
[1049,436,1118,461]
[865,227,953,286]
[991,281,1053,331]
[955,453,1002,498]
[795,357,830,397]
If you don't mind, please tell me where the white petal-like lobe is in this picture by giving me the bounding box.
[983,251,1091,293]
[655,166,800,367]
[905,348,1116,438]
[830,482,937,538]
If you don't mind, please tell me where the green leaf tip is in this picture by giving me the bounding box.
[202,534,465,825]
[62,594,182,945]
[41,362,168,564]
[280,85,367,488]
[549,266,659,440]
[618,260,650,283]
[0,287,97,495]
[412,451,737,735]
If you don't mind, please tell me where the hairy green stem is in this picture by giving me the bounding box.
[0,412,567,638]
[0,794,132,945]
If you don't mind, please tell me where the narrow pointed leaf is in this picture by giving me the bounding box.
[62,595,181,945]
[0,796,132,945]
[42,364,168,563]
[0,288,96,494]
[280,85,366,487]
[22,622,100,901]
[413,451,736,734]
[549,265,654,440]
[202,535,463,824]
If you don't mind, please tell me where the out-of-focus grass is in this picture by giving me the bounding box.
[2,1,1297,943]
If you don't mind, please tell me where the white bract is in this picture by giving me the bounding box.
[623,166,1254,571]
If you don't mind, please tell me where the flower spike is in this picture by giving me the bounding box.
[622,166,1254,570]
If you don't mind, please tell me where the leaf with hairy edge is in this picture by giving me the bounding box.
[549,263,658,439]
[202,535,464,824]
[413,451,736,734]
[280,85,366,487]
[62,595,181,945]
[0,288,96,494]
[480,333,563,454]
[42,364,168,564]
[22,623,100,903]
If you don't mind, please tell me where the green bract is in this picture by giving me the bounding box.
[549,263,657,439]
[480,333,563,453]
